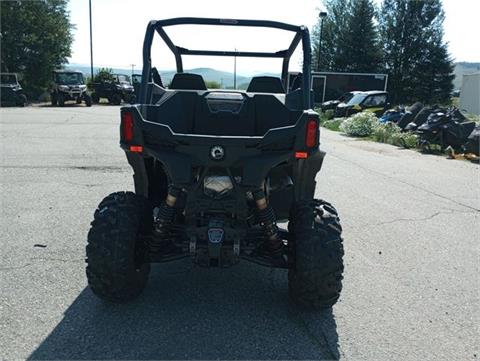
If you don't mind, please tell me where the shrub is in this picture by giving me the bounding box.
[372,122,401,143]
[322,118,344,131]
[373,122,418,149]
[324,109,335,120]
[340,112,378,137]
[391,132,418,149]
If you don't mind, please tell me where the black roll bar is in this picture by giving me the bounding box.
[139,17,312,109]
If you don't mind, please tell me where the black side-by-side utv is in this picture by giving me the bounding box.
[86,18,344,309]
[91,74,135,105]
[51,70,92,107]
[0,73,27,107]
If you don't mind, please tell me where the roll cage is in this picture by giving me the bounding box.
[139,17,312,109]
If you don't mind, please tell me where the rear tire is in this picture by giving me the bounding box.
[288,199,344,309]
[57,93,65,107]
[86,191,152,303]
[17,94,27,107]
[51,93,57,106]
[91,93,99,104]
[111,94,122,105]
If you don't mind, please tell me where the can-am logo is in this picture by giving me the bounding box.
[208,228,224,243]
[210,145,225,160]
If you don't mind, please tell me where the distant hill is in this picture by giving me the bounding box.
[454,62,480,90]
[65,64,279,89]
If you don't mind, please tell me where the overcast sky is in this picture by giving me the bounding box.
[67,0,479,74]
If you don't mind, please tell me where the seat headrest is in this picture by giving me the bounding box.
[169,73,207,90]
[247,76,285,94]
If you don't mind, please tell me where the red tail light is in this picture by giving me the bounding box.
[121,111,134,142]
[305,119,318,148]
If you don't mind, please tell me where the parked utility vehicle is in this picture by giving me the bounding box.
[51,70,92,106]
[335,90,388,117]
[91,74,135,105]
[86,18,344,309]
[0,73,27,107]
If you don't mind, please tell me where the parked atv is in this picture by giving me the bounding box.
[86,17,344,309]
[0,73,27,107]
[416,108,475,152]
[91,74,135,105]
[51,70,92,107]
[335,90,388,117]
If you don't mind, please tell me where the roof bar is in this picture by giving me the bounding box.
[154,17,302,32]
[177,48,288,58]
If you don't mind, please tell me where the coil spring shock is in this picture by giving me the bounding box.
[253,190,282,252]
[152,186,182,251]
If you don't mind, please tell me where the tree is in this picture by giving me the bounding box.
[340,0,382,72]
[90,68,115,84]
[312,0,350,72]
[379,0,454,104]
[1,0,74,98]
[204,80,221,89]
[312,0,381,73]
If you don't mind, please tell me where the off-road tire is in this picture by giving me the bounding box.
[111,94,122,105]
[57,93,65,107]
[17,94,27,107]
[91,93,100,104]
[86,191,152,303]
[51,93,57,106]
[84,94,92,107]
[288,199,344,309]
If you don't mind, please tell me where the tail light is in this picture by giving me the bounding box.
[305,118,318,148]
[121,111,134,142]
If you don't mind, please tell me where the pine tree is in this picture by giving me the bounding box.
[341,0,382,72]
[379,0,454,104]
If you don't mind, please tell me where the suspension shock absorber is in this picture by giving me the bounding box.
[252,189,283,253]
[153,185,182,237]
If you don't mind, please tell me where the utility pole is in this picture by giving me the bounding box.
[317,11,327,72]
[130,64,135,79]
[233,48,237,89]
[89,0,94,80]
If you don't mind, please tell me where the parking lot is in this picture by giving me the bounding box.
[0,105,478,360]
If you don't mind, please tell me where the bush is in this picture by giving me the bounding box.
[322,118,344,131]
[340,112,378,137]
[372,122,418,148]
[372,122,401,143]
[88,68,114,88]
[391,132,418,149]
[324,109,335,120]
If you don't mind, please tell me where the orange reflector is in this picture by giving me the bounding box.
[129,145,143,153]
[295,151,308,159]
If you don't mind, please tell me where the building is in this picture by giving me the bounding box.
[460,73,480,115]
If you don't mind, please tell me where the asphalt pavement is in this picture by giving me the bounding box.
[0,105,478,360]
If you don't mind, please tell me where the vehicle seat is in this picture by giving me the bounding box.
[151,67,164,87]
[169,73,207,91]
[247,76,285,94]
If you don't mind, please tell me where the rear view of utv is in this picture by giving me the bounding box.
[86,18,344,309]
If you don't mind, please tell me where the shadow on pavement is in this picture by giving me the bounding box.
[29,259,339,360]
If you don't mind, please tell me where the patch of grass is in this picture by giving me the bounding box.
[322,118,344,131]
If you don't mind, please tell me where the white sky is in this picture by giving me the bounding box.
[67,0,480,74]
